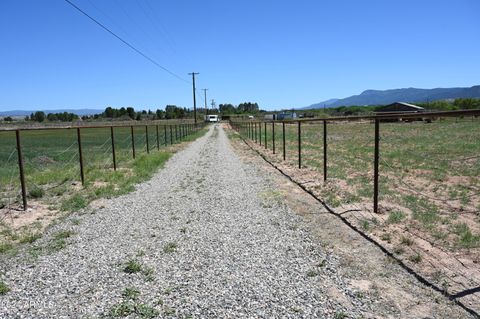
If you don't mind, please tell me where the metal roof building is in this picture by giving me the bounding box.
[374,102,425,114]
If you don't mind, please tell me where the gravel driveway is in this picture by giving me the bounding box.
[1,125,385,318]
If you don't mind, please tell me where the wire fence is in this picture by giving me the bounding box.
[0,121,206,211]
[231,110,480,310]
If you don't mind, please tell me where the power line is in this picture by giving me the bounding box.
[63,0,189,84]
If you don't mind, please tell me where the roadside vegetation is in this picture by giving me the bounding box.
[0,125,208,255]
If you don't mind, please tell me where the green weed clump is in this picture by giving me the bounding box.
[0,281,10,295]
[61,194,87,212]
[452,223,480,248]
[124,259,142,274]
[387,210,406,224]
[29,185,44,199]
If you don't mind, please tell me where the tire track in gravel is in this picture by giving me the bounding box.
[2,124,368,318]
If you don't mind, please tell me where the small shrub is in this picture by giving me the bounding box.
[163,242,177,254]
[61,194,87,212]
[361,219,370,231]
[124,259,142,274]
[122,287,140,300]
[307,269,318,277]
[400,236,413,246]
[453,223,480,248]
[29,185,44,199]
[387,211,406,224]
[0,242,14,254]
[0,281,10,295]
[54,230,74,240]
[334,311,348,319]
[136,304,160,318]
[19,232,42,244]
[109,301,135,317]
[409,253,422,263]
[380,233,391,243]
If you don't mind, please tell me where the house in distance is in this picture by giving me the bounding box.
[374,102,427,122]
[374,102,425,114]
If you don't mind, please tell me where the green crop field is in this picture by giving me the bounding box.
[0,124,199,210]
[251,118,480,252]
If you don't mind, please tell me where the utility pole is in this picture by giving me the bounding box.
[202,89,208,115]
[188,72,199,124]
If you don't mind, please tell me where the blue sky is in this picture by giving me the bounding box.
[0,0,479,111]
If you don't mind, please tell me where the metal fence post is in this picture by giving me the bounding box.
[110,126,116,171]
[298,121,301,168]
[145,125,150,154]
[259,122,262,146]
[156,125,160,150]
[264,122,267,149]
[164,125,168,146]
[374,119,380,213]
[323,120,327,181]
[77,128,85,185]
[131,126,136,159]
[282,122,286,160]
[254,122,257,143]
[272,122,276,154]
[15,130,27,210]
[170,125,173,144]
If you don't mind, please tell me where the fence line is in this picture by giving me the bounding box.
[0,122,206,210]
[230,109,480,214]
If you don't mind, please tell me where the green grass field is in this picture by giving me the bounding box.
[0,124,196,206]
[250,118,480,251]
[0,123,206,252]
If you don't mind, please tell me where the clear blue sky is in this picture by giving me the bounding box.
[1,0,479,111]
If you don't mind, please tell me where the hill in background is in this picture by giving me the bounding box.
[305,85,480,109]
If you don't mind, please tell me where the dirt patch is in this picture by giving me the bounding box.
[0,201,60,234]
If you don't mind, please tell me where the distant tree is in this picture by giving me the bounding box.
[104,107,114,118]
[33,111,46,122]
[453,98,480,110]
[126,107,135,119]
[156,109,165,119]
[136,113,142,121]
[3,116,13,122]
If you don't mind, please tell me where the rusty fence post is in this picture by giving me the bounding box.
[272,122,276,154]
[15,130,27,210]
[110,126,116,171]
[131,126,136,159]
[323,120,327,181]
[298,121,301,169]
[374,119,380,213]
[156,125,160,150]
[264,122,267,149]
[164,125,168,146]
[259,122,262,146]
[145,125,150,154]
[282,122,286,160]
[77,127,85,185]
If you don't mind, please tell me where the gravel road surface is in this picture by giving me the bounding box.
[0,124,467,318]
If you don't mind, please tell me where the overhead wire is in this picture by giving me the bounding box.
[63,0,190,84]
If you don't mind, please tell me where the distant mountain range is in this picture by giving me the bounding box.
[304,85,480,109]
[0,109,103,117]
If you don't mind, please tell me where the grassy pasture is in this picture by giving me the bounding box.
[0,123,206,253]
[255,118,480,250]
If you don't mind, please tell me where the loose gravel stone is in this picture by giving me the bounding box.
[0,125,365,318]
